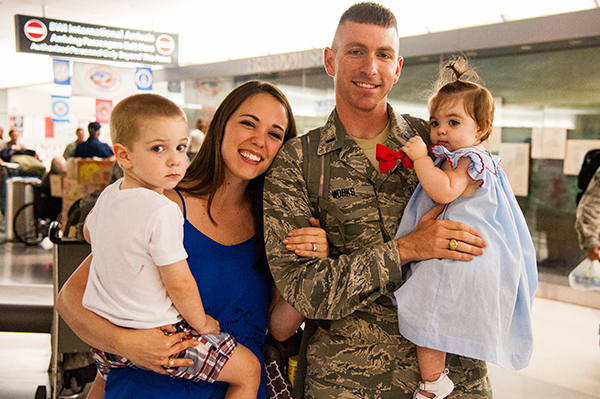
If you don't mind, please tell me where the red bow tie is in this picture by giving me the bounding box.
[375,144,414,173]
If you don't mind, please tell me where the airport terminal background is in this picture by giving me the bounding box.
[1,2,600,398]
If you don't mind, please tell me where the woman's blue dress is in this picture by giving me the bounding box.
[393,145,537,370]
[105,191,270,398]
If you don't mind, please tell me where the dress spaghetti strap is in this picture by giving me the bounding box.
[175,190,187,219]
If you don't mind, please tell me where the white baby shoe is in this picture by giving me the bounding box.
[413,369,454,399]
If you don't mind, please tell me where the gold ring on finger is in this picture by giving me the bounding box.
[166,357,175,368]
[312,243,317,252]
[448,239,459,251]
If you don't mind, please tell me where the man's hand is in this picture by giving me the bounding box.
[397,204,486,265]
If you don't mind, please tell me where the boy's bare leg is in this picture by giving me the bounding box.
[216,344,261,399]
[86,372,106,399]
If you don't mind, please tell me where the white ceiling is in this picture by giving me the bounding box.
[1,0,598,88]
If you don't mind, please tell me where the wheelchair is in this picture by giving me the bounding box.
[12,181,62,245]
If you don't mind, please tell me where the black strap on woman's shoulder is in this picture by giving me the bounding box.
[301,127,329,230]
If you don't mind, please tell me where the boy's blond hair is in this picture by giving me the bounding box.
[110,93,187,148]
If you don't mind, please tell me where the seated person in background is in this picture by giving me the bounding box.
[38,157,66,221]
[187,118,208,161]
[1,129,24,162]
[0,127,5,151]
[63,127,86,160]
[40,157,66,190]
[74,122,115,160]
[0,130,44,177]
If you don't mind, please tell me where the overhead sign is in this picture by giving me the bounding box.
[14,14,178,66]
[72,62,135,99]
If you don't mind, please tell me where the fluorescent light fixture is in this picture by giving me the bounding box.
[502,0,598,21]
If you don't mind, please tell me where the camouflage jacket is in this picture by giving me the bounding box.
[576,167,600,251]
[264,105,490,397]
[264,105,419,321]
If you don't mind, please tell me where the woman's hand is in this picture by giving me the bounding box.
[271,217,330,341]
[118,325,200,373]
[283,217,328,258]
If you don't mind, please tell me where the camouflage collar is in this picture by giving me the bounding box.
[316,103,413,157]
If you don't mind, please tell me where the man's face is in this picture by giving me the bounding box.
[325,21,402,114]
[9,130,20,143]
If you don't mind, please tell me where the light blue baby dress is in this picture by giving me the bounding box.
[393,145,537,370]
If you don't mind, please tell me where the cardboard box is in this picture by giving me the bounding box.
[66,158,113,186]
[49,174,64,197]
[61,158,113,234]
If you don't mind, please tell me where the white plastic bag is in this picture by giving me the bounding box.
[568,258,600,291]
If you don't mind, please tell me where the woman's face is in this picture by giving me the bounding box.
[221,93,288,184]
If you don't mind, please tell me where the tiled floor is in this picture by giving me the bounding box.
[1,216,600,399]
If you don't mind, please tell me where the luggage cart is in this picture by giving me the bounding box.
[36,222,95,399]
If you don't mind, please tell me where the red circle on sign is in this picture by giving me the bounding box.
[155,34,175,56]
[24,19,47,42]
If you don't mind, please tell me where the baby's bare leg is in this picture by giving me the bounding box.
[417,346,446,382]
[416,346,450,399]
[216,344,261,399]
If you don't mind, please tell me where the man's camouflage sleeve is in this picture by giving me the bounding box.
[263,137,403,320]
[575,167,600,251]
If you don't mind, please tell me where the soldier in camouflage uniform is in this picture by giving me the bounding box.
[263,3,492,399]
[575,167,600,261]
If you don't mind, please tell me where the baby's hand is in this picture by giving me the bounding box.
[402,136,428,161]
[200,315,220,335]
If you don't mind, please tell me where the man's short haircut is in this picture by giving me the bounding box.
[338,2,398,31]
[109,93,186,148]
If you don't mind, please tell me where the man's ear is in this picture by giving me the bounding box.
[394,56,404,84]
[324,47,335,77]
[113,143,130,169]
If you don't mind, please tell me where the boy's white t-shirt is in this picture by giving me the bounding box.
[82,178,187,329]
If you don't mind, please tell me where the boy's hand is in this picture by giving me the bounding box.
[402,136,428,161]
[199,315,220,335]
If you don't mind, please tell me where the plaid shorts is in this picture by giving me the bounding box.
[91,320,237,383]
